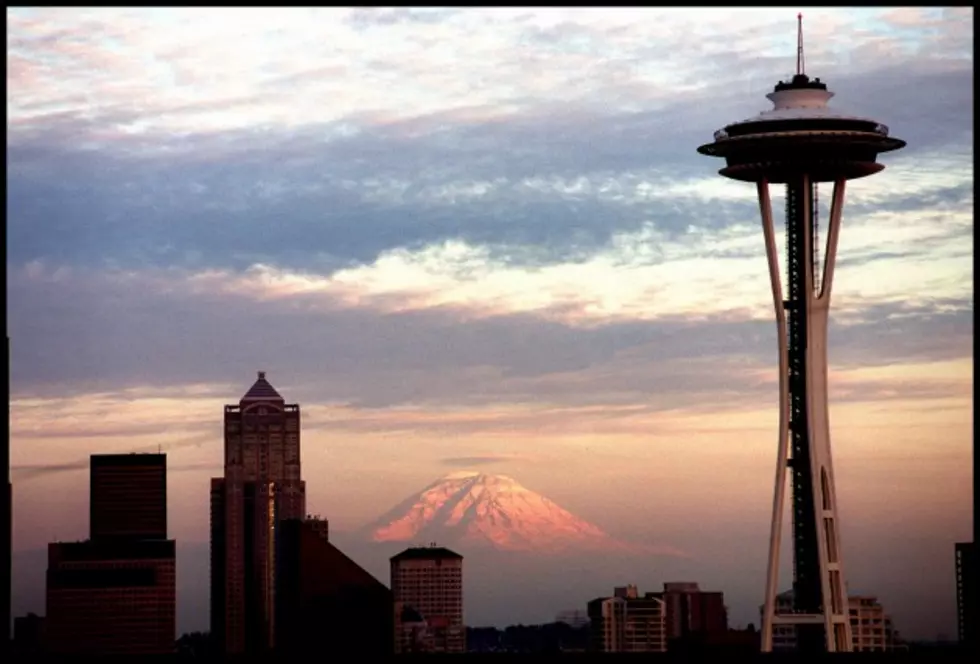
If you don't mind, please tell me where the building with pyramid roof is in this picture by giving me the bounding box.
[210,372,305,655]
[240,370,283,402]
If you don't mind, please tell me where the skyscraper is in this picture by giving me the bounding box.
[90,454,167,541]
[210,372,305,654]
[390,546,464,653]
[45,454,175,654]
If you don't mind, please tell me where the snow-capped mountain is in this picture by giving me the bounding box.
[362,471,683,556]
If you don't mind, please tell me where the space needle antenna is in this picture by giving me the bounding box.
[797,13,805,76]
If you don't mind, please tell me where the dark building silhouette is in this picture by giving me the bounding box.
[957,542,976,649]
[275,517,393,654]
[211,372,305,654]
[702,625,762,654]
[90,454,167,541]
[391,546,464,653]
[208,481,225,653]
[12,613,44,655]
[3,337,11,648]
[175,631,214,658]
[660,582,728,649]
[44,454,175,654]
[466,622,589,653]
[45,539,175,654]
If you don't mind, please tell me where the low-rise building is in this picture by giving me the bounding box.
[763,590,906,651]
[587,585,666,652]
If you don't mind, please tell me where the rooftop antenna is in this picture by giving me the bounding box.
[797,12,805,76]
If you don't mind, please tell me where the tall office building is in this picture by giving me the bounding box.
[210,372,305,654]
[587,585,666,652]
[90,454,167,541]
[390,546,464,653]
[276,517,393,654]
[957,542,976,648]
[45,454,175,654]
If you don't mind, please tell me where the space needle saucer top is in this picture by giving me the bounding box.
[697,15,905,183]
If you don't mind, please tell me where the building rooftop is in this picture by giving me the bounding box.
[240,370,284,402]
[391,546,463,562]
[279,519,390,595]
[90,453,166,467]
[48,538,175,563]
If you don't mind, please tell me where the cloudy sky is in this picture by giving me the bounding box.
[7,6,973,639]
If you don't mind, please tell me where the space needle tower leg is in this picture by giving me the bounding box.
[805,177,852,653]
[757,179,789,653]
[760,176,852,652]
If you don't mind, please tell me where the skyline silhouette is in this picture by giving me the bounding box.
[7,6,973,647]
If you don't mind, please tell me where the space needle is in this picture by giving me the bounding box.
[697,15,905,653]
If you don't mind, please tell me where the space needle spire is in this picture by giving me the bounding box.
[697,17,906,653]
[797,13,805,76]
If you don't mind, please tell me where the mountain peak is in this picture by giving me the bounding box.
[442,470,482,480]
[365,472,682,557]
[438,471,524,491]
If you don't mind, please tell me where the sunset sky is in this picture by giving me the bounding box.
[7,7,972,639]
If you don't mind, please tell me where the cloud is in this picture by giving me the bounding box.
[7,68,971,269]
[6,260,971,411]
[12,460,218,482]
[9,429,217,481]
[7,8,969,139]
[5,9,972,278]
[8,154,971,330]
[440,456,520,468]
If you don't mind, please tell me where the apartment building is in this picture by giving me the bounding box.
[587,585,667,652]
[390,546,464,653]
[764,590,905,651]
